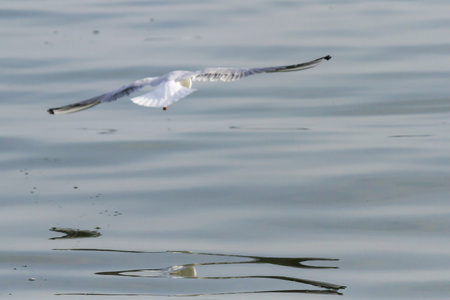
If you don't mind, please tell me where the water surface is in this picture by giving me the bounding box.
[1,0,449,299]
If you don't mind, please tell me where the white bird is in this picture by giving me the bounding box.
[47,55,331,114]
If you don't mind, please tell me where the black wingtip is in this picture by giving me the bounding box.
[47,108,55,115]
[324,55,332,61]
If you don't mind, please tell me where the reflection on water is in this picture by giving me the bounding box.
[388,134,433,138]
[79,127,117,135]
[143,35,202,42]
[55,248,346,296]
[229,126,310,131]
[49,227,101,240]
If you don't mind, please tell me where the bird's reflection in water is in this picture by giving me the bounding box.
[56,248,346,296]
[49,227,101,240]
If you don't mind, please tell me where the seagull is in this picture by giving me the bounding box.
[47,55,331,114]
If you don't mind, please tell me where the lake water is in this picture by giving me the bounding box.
[1,0,449,299]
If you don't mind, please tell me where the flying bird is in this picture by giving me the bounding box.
[47,55,331,114]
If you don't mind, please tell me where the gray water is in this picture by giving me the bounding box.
[1,0,449,299]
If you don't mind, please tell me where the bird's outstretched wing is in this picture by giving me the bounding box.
[47,78,157,114]
[47,93,105,114]
[191,55,331,82]
[130,55,331,109]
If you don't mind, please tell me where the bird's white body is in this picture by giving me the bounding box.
[48,55,331,114]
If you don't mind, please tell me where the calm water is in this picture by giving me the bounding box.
[1,0,449,299]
